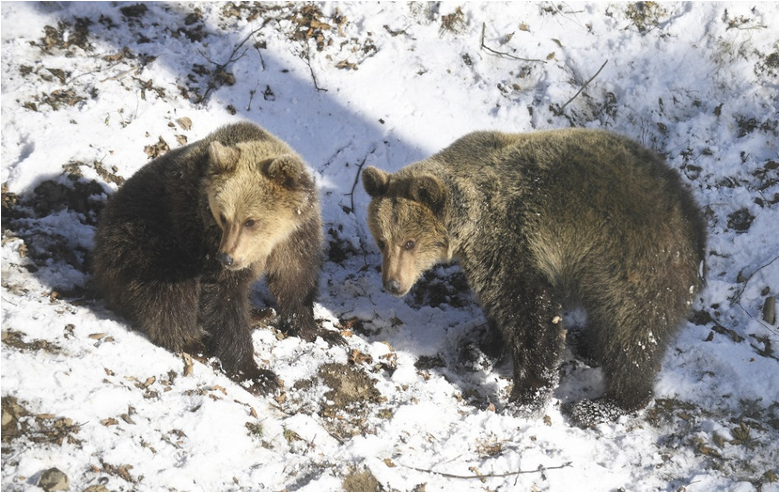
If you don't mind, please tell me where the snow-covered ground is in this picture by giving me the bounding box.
[1,2,778,491]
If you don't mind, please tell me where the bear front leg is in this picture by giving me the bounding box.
[199,277,279,395]
[497,278,565,414]
[266,231,346,347]
[266,267,346,346]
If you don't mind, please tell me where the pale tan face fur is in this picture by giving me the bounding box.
[205,141,313,274]
[367,196,450,296]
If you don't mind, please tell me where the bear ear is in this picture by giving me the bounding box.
[265,154,309,189]
[208,141,240,173]
[362,167,391,197]
[409,175,446,215]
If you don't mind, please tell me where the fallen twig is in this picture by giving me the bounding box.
[480,23,547,63]
[223,25,266,67]
[344,148,375,214]
[731,256,778,306]
[197,25,266,103]
[246,87,257,112]
[731,256,779,333]
[98,67,139,83]
[302,43,327,92]
[402,461,572,480]
[555,59,608,115]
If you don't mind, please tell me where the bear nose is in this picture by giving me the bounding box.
[217,252,234,267]
[384,279,402,294]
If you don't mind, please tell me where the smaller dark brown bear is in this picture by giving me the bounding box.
[362,129,706,426]
[92,121,342,393]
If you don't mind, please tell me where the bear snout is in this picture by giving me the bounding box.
[217,252,235,267]
[383,278,405,296]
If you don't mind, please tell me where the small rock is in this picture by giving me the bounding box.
[38,468,69,492]
[84,485,110,492]
[176,117,192,131]
[1,408,14,428]
[763,296,776,325]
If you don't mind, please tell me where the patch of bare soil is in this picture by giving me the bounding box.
[1,171,106,297]
[287,362,384,441]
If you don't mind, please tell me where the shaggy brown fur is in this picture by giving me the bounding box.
[92,121,342,393]
[363,129,706,425]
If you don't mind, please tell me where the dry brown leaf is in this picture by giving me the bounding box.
[181,353,194,376]
[349,348,373,365]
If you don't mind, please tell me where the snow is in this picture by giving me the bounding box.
[1,1,778,491]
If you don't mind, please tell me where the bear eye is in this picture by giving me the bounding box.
[244,218,256,228]
[403,240,416,251]
[219,213,227,225]
[377,239,386,250]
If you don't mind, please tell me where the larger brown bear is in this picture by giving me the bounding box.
[362,129,706,426]
[92,122,342,393]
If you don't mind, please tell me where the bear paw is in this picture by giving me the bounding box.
[230,367,282,396]
[561,398,627,429]
[503,400,549,420]
[507,383,554,419]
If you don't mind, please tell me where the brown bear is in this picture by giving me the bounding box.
[92,121,343,393]
[362,129,706,426]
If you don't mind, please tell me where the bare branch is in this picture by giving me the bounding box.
[224,25,266,66]
[731,256,779,306]
[402,461,572,480]
[302,43,328,93]
[480,23,547,63]
[343,148,375,214]
[98,66,139,84]
[555,59,608,115]
[196,25,266,104]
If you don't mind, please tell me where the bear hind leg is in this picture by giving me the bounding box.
[128,278,206,353]
[564,302,673,427]
[478,317,505,360]
[563,336,662,429]
[563,290,679,427]
[599,318,667,412]
[93,217,205,353]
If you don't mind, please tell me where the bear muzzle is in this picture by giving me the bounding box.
[216,249,253,271]
[383,278,405,296]
[216,223,248,270]
[217,252,235,268]
[380,251,417,296]
[383,279,411,297]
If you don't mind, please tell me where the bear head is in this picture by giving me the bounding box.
[205,140,316,272]
[362,165,451,296]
